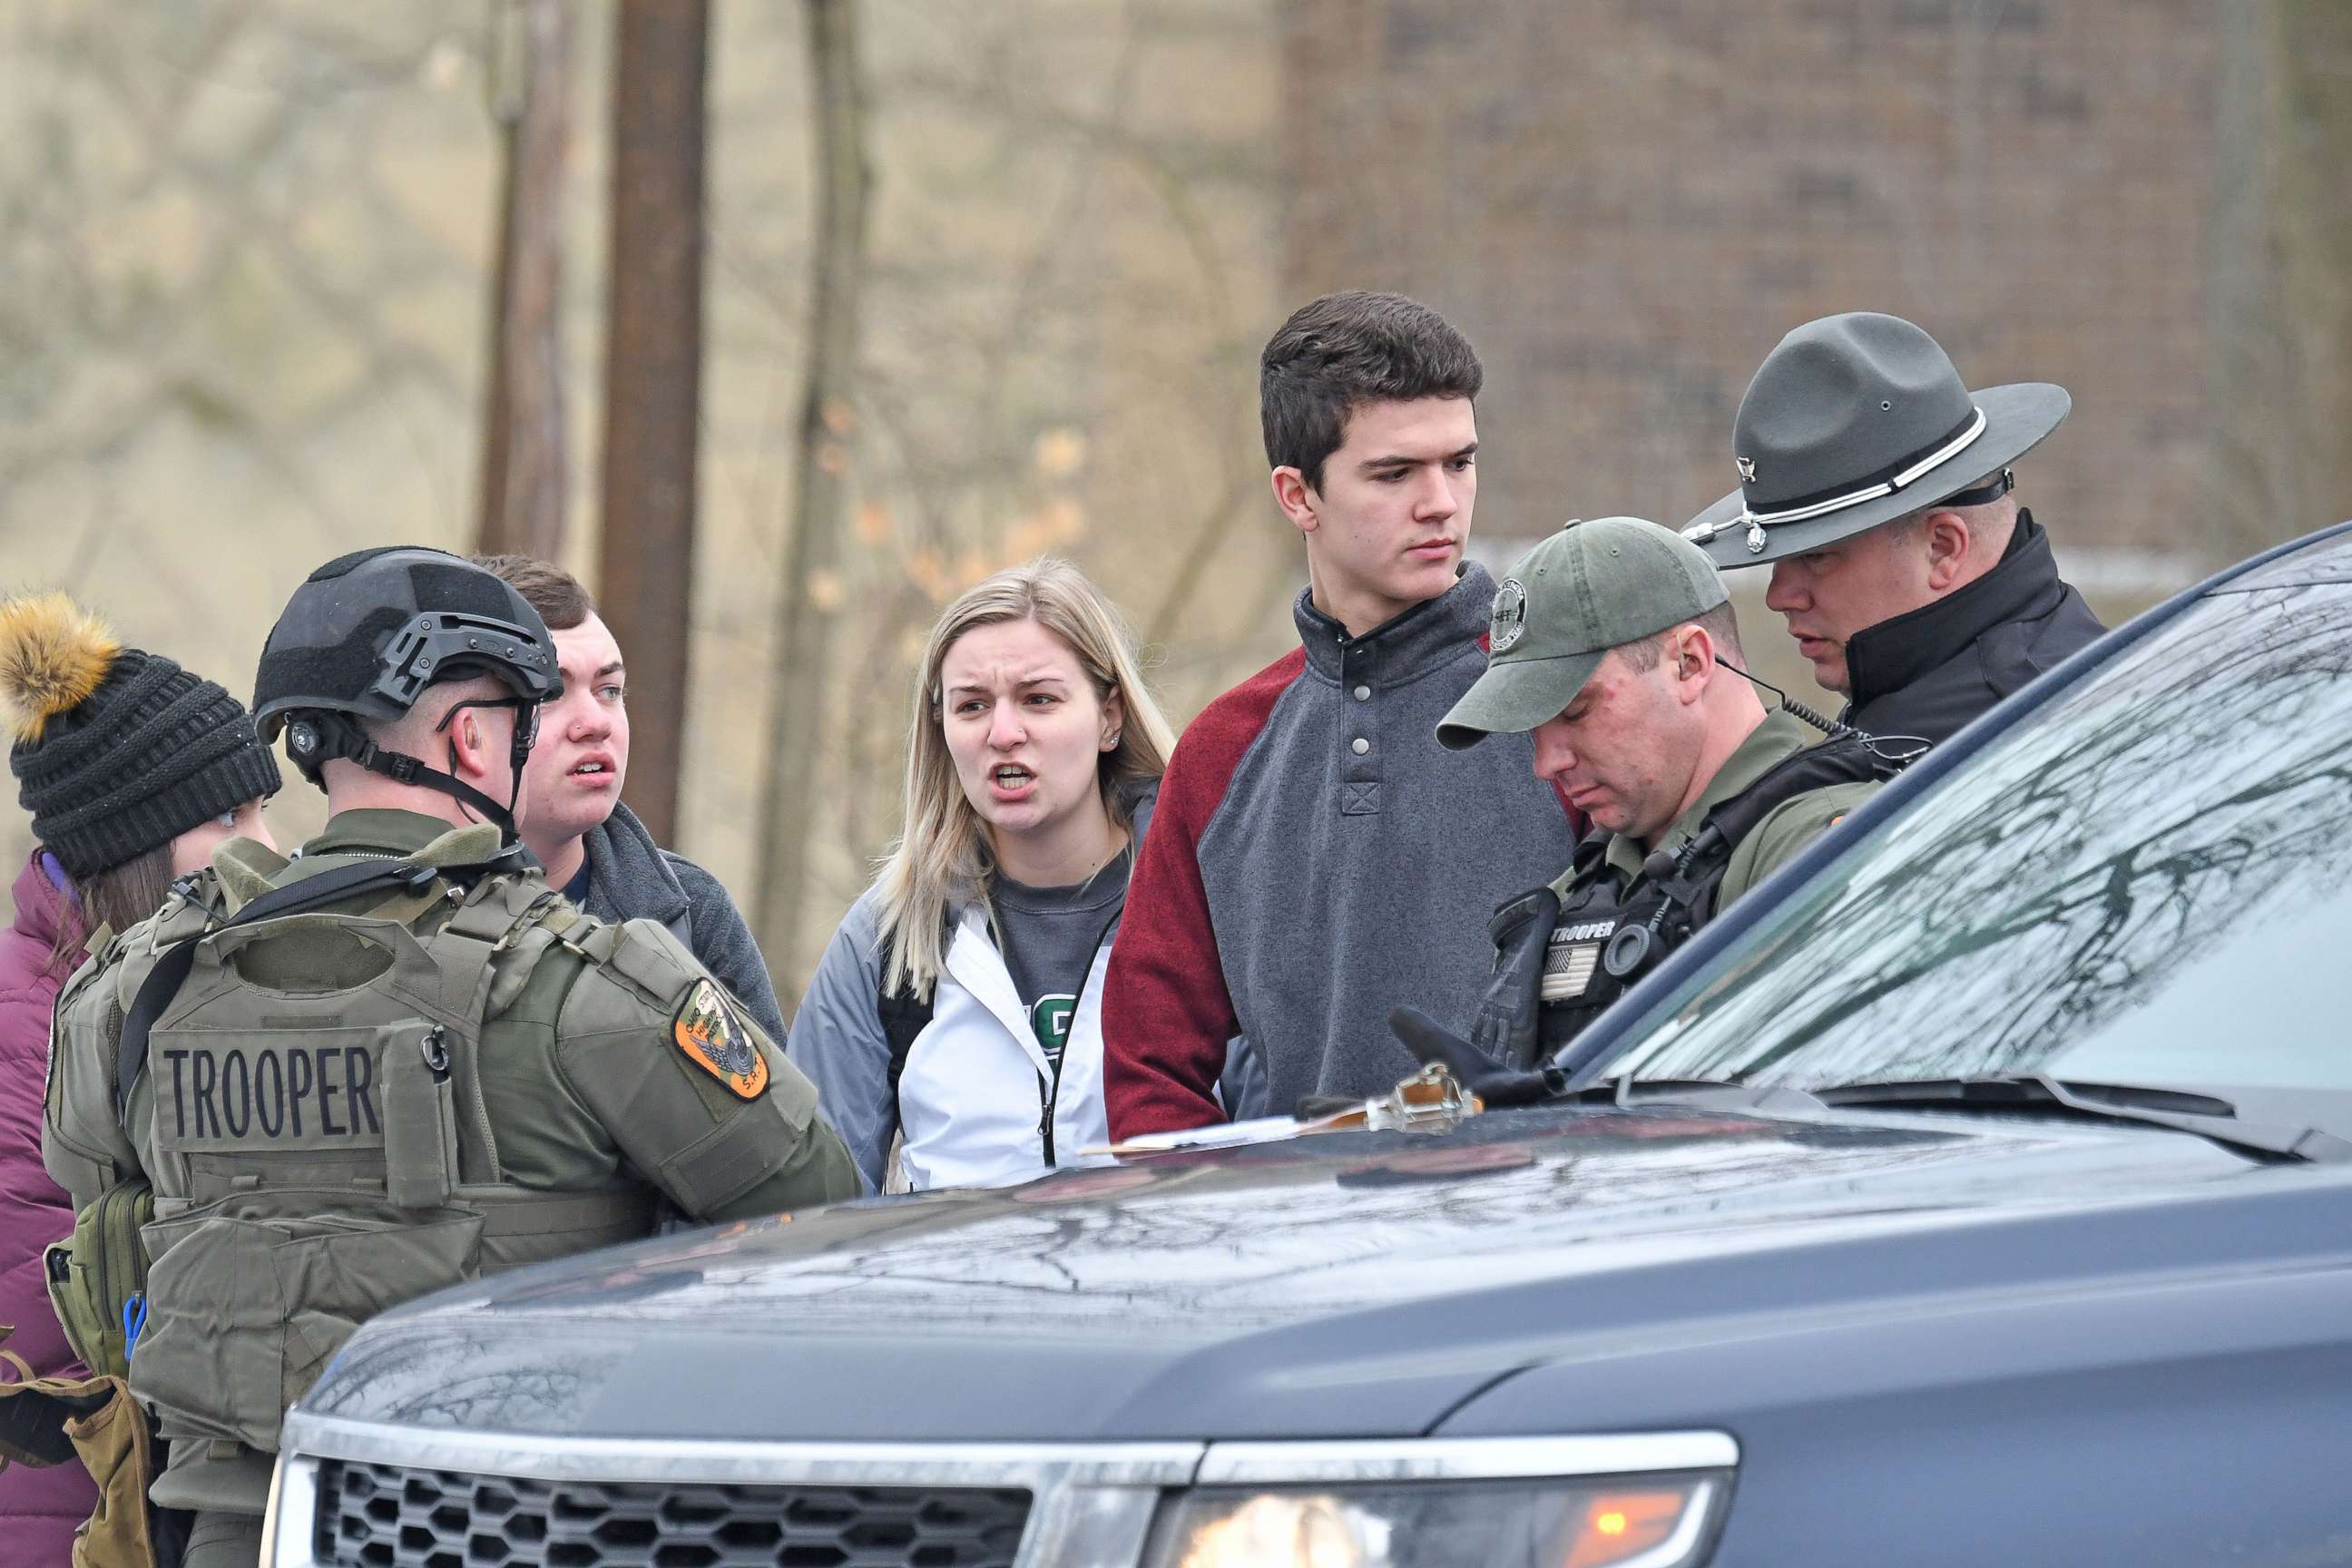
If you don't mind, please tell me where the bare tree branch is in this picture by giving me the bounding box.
[476,0,569,559]
[757,0,874,975]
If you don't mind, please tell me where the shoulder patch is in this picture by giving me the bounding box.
[673,978,768,1100]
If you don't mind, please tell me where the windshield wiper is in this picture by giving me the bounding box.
[1390,1009,1830,1114]
[1806,1073,2352,1164]
[1386,1010,1750,1107]
[1387,1008,2348,1162]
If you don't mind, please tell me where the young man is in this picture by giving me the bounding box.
[1683,311,2105,744]
[1102,291,1581,1137]
[475,555,789,1044]
[1431,518,1882,1063]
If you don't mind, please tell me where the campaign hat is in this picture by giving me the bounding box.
[1682,312,2069,568]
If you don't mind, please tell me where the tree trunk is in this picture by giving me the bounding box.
[756,0,871,979]
[597,0,710,847]
[476,0,571,561]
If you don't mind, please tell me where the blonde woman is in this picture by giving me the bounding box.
[787,559,1176,1192]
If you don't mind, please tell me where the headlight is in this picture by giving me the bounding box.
[1141,1474,1728,1568]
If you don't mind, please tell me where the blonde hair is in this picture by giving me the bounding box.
[874,558,1176,1000]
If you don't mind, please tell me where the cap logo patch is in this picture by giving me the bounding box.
[1736,455,1758,484]
[1490,578,1529,654]
[674,978,768,1099]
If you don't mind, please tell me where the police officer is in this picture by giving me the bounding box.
[1430,518,1889,1064]
[1682,312,2105,745]
[43,547,860,1568]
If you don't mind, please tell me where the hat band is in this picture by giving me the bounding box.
[1685,404,1986,545]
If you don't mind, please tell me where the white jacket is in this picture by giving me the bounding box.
[897,904,1112,1191]
[786,890,1115,1194]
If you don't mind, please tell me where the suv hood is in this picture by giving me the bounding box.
[302,1105,2348,1443]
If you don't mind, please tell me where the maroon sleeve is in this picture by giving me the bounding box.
[0,973,83,1384]
[0,965,100,1547]
[1103,651,1303,1139]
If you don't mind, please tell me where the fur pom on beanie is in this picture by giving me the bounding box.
[1,593,280,878]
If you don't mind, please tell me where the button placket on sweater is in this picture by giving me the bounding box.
[1339,639,1381,817]
[1293,569,1500,821]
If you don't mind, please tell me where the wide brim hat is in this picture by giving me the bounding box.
[1682,312,2070,569]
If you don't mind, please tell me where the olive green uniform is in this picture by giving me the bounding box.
[42,809,858,1550]
[1553,710,1877,911]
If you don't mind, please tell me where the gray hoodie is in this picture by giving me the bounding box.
[576,802,789,1046]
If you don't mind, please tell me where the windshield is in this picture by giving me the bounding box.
[1603,547,2352,1135]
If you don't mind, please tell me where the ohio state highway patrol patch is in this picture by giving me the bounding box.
[673,979,768,1099]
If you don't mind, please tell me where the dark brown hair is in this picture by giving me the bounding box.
[1259,291,1484,493]
[44,840,175,975]
[472,554,595,632]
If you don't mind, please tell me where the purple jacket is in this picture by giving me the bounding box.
[1,852,97,1564]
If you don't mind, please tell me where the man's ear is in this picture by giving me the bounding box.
[1671,624,1714,703]
[1923,510,1973,593]
[446,707,493,780]
[1270,466,1319,536]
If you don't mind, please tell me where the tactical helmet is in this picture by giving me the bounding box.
[254,546,564,838]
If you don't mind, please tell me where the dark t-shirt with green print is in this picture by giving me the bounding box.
[992,846,1132,1071]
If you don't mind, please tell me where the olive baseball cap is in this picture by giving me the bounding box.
[1436,517,1728,750]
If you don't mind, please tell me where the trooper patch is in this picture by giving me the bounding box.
[155,1044,381,1147]
[1490,578,1530,654]
[673,979,768,1099]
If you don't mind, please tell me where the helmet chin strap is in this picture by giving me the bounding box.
[403,754,524,846]
[287,707,536,850]
[431,695,540,848]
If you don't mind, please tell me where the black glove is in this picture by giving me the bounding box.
[1387,1006,1561,1108]
[1472,886,1560,1070]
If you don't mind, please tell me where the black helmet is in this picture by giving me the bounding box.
[254,546,564,840]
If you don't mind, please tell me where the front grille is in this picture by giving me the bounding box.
[312,1459,1033,1568]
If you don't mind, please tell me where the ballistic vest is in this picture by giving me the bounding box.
[66,833,657,1480]
[1533,734,1899,1051]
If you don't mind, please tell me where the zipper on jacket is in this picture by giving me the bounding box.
[1035,901,1127,1168]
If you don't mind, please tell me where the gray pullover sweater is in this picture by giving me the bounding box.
[1102,564,1581,1133]
[576,801,789,1045]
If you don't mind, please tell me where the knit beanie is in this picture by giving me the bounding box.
[0,593,282,879]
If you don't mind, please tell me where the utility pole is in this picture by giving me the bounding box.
[597,0,711,844]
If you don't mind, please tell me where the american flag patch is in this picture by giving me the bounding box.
[1542,931,1606,1002]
